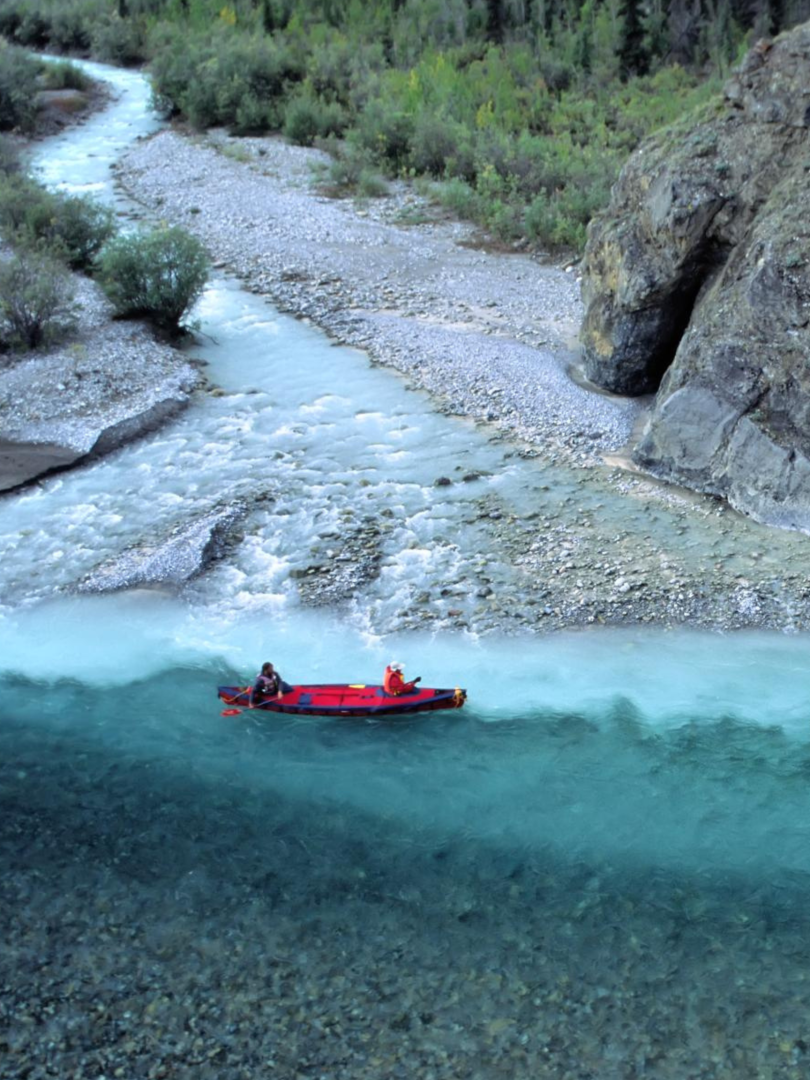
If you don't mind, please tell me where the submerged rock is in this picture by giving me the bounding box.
[77,505,246,592]
[293,518,385,606]
[580,22,810,529]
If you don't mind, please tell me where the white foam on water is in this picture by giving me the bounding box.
[2,586,809,734]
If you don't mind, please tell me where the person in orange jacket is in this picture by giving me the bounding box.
[383,661,421,695]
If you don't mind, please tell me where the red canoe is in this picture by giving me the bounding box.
[218,683,467,717]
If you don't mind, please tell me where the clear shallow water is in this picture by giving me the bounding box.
[4,632,810,1076]
[3,600,810,878]
[3,58,810,1078]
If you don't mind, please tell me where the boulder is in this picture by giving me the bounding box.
[580,22,810,528]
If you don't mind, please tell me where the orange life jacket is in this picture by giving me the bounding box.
[384,665,405,695]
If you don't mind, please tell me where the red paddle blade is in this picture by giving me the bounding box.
[221,708,242,716]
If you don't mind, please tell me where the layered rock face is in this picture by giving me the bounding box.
[581,23,810,529]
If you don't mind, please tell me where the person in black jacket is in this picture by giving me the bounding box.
[250,661,285,706]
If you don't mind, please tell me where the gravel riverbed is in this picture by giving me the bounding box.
[112,128,810,634]
[4,711,810,1080]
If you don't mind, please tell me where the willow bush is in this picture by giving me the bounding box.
[40,57,93,90]
[0,177,116,270]
[98,226,210,334]
[0,42,41,132]
[0,252,76,351]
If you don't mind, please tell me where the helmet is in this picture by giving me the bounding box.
[390,661,404,671]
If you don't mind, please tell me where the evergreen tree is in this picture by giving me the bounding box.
[619,0,649,74]
[668,0,702,64]
[486,0,504,41]
[575,0,595,74]
[642,0,669,60]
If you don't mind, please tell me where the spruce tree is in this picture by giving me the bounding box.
[619,0,649,75]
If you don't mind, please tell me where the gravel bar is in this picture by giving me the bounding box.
[110,129,810,634]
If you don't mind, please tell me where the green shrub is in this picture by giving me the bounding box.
[410,113,474,179]
[325,142,373,190]
[149,25,303,133]
[92,14,149,67]
[14,7,50,47]
[48,1,96,53]
[0,43,41,133]
[283,96,321,146]
[356,169,388,198]
[41,60,92,92]
[233,90,279,136]
[0,136,22,177]
[0,178,116,270]
[353,103,414,172]
[0,252,76,351]
[182,73,222,129]
[0,175,53,241]
[98,225,210,334]
[283,92,346,146]
[46,193,116,270]
[146,22,199,117]
[0,4,22,39]
[306,34,383,108]
[434,177,480,221]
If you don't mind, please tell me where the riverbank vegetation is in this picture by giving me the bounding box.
[0,0,806,252]
[0,131,208,350]
[98,225,210,331]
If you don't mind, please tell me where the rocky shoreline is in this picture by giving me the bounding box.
[112,127,810,634]
[0,269,200,490]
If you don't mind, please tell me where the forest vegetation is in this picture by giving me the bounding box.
[0,0,807,252]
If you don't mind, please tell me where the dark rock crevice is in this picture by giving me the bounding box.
[581,232,730,397]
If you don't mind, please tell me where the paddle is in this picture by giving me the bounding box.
[220,686,251,716]
[220,684,285,716]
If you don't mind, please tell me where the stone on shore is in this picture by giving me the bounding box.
[77,504,246,592]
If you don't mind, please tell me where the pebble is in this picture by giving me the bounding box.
[7,118,810,636]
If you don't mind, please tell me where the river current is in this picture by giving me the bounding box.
[2,60,810,1078]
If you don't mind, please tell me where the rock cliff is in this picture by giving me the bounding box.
[580,22,810,529]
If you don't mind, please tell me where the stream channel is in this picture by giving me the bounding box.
[3,60,810,1078]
